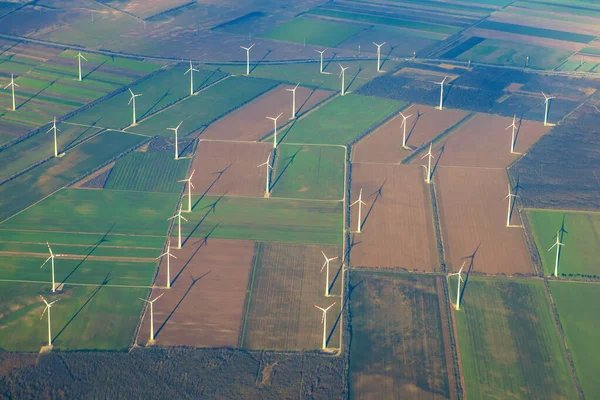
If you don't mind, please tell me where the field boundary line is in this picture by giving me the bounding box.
[523,207,600,215]
[0,187,65,225]
[0,278,153,289]
[239,242,262,348]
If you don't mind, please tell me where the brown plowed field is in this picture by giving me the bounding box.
[421,114,550,169]
[352,105,468,164]
[350,163,439,271]
[201,85,333,141]
[435,167,533,275]
[137,238,255,348]
[191,140,272,197]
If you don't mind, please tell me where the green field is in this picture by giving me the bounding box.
[271,144,345,200]
[1,188,178,236]
[104,151,190,192]
[527,209,600,277]
[476,20,596,44]
[512,0,600,18]
[549,281,600,399]
[349,272,453,400]
[179,195,342,245]
[454,278,577,399]
[0,282,147,351]
[281,94,404,145]
[0,230,164,249]
[263,17,364,48]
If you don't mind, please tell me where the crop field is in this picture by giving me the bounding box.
[281,94,405,145]
[475,20,596,44]
[271,144,345,201]
[262,17,365,48]
[488,9,600,37]
[178,196,343,245]
[200,85,333,141]
[527,209,600,277]
[349,272,455,400]
[352,104,468,164]
[99,0,194,19]
[435,167,533,275]
[0,130,146,222]
[138,239,256,348]
[0,282,147,352]
[549,281,600,399]
[104,151,190,193]
[190,141,272,198]
[350,164,439,271]
[454,278,577,399]
[242,242,342,351]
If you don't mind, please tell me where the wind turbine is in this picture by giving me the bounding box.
[316,49,327,74]
[240,44,255,76]
[168,207,188,249]
[167,121,183,160]
[399,111,413,149]
[266,113,283,148]
[448,262,464,311]
[542,92,555,127]
[314,302,336,350]
[257,153,273,198]
[139,293,164,342]
[373,41,386,72]
[548,231,564,277]
[40,296,59,347]
[435,76,448,110]
[339,64,350,96]
[157,241,177,289]
[504,183,519,227]
[178,169,195,212]
[74,52,87,81]
[321,251,339,297]
[506,115,518,154]
[128,88,142,126]
[286,83,300,119]
[185,60,199,96]
[41,242,66,293]
[421,143,434,184]
[4,73,18,111]
[351,188,367,233]
[47,117,59,157]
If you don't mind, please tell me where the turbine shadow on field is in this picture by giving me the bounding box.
[431,143,446,179]
[329,261,344,293]
[196,67,221,91]
[63,117,103,150]
[140,89,171,119]
[328,278,363,347]
[185,194,224,245]
[323,51,338,72]
[515,115,524,149]
[346,66,362,93]
[83,58,109,80]
[347,234,362,261]
[271,148,300,190]
[459,243,480,305]
[60,225,114,286]
[296,85,320,116]
[380,45,394,70]
[155,271,211,339]
[442,80,455,105]
[250,49,272,73]
[360,179,386,230]
[191,165,231,210]
[406,110,423,145]
[508,176,522,224]
[17,79,58,110]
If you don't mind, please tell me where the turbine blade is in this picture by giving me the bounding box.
[40,256,52,269]
[320,261,327,272]
[180,215,188,222]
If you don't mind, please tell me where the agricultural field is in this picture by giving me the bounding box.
[527,209,600,277]
[138,239,256,348]
[242,242,342,351]
[271,144,345,201]
[549,281,600,400]
[349,164,439,272]
[262,17,365,48]
[281,94,405,145]
[453,277,578,399]
[474,20,596,44]
[99,0,194,19]
[177,196,343,245]
[349,272,455,400]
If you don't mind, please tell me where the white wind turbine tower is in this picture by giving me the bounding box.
[548,231,564,277]
[240,44,255,76]
[47,117,60,157]
[41,242,66,293]
[504,183,519,227]
[139,293,164,342]
[435,76,448,110]
[399,111,413,149]
[448,262,465,311]
[321,251,339,297]
[4,73,18,111]
[373,41,386,72]
[167,121,183,160]
[74,52,87,81]
[542,92,555,127]
[185,60,199,96]
[286,83,300,119]
[178,169,195,212]
[266,113,283,148]
[40,296,59,347]
[422,143,434,184]
[157,241,177,289]
[168,206,188,249]
[351,188,367,233]
[506,115,518,154]
[339,64,350,96]
[314,302,336,350]
[128,88,142,126]
[316,49,327,74]
[257,153,273,198]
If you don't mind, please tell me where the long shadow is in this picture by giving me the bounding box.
[346,66,362,93]
[196,68,220,91]
[184,195,224,246]
[442,80,455,105]
[323,52,338,72]
[140,89,171,119]
[515,114,524,147]
[360,179,386,230]
[271,148,300,190]
[82,58,109,80]
[380,45,395,69]
[0,54,14,67]
[508,176,522,223]
[17,79,58,110]
[459,243,480,305]
[63,117,103,150]
[329,261,344,293]
[346,233,362,261]
[327,279,363,347]
[191,165,231,210]
[250,49,272,73]
[296,85,320,116]
[405,110,423,144]
[430,143,446,179]
[171,237,207,286]
[277,115,300,144]
[155,271,211,338]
